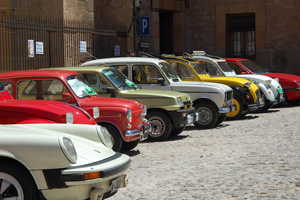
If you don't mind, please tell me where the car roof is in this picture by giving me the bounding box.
[81,57,167,66]
[0,69,80,79]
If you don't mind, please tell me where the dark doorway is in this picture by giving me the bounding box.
[226,13,256,59]
[159,11,173,54]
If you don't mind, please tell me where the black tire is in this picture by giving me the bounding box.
[216,114,227,125]
[227,95,244,120]
[170,127,185,136]
[100,123,122,152]
[146,111,172,141]
[193,102,218,129]
[0,160,39,200]
[121,139,140,151]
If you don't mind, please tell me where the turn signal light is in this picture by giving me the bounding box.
[84,172,101,180]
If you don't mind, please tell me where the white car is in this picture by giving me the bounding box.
[0,124,130,200]
[81,57,235,129]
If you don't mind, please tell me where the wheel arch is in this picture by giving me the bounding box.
[192,97,218,111]
[147,108,174,126]
[0,156,45,199]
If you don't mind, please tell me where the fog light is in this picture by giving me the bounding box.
[187,115,192,124]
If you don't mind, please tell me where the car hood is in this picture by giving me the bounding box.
[171,80,232,92]
[263,73,300,82]
[235,74,274,85]
[0,124,129,169]
[0,99,95,125]
[82,96,141,110]
[121,89,188,99]
[207,76,251,86]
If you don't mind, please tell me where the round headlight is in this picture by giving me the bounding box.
[142,105,147,117]
[177,97,184,107]
[127,109,132,122]
[97,126,113,149]
[59,137,77,164]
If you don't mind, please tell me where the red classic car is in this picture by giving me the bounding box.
[225,58,300,103]
[0,70,150,152]
[0,81,96,125]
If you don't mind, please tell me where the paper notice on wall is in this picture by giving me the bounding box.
[36,41,44,55]
[80,41,87,53]
[28,40,34,57]
[114,45,120,56]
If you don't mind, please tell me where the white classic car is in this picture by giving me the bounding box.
[0,124,130,200]
[81,57,235,129]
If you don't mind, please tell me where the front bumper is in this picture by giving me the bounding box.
[125,120,152,141]
[219,105,236,113]
[169,107,197,128]
[41,153,130,200]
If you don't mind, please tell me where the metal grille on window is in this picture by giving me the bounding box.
[246,31,255,56]
[233,32,241,56]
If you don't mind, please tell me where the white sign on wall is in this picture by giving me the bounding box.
[80,41,87,53]
[36,41,44,55]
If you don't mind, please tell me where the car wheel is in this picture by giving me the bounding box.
[193,102,218,129]
[216,114,227,125]
[100,123,122,152]
[121,140,140,151]
[227,96,243,120]
[170,127,185,136]
[146,111,172,141]
[0,160,39,200]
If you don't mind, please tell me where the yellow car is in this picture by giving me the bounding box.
[163,56,264,120]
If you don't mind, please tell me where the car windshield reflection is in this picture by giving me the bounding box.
[103,68,137,91]
[66,75,97,98]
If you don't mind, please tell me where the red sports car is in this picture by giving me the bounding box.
[225,58,300,103]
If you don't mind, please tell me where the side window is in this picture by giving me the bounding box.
[177,63,194,79]
[132,65,162,84]
[111,65,128,77]
[17,79,69,101]
[1,81,12,93]
[228,63,246,74]
[82,73,109,94]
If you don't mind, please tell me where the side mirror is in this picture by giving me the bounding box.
[157,77,165,85]
[62,93,75,103]
[107,87,116,97]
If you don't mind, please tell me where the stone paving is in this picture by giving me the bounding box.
[111,103,300,200]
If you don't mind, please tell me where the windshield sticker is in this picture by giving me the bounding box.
[103,71,113,76]
[125,79,137,87]
[68,79,97,96]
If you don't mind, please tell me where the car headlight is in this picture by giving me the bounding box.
[244,82,251,89]
[93,107,100,118]
[127,109,132,122]
[177,97,184,107]
[59,137,77,164]
[97,125,113,149]
[142,105,147,117]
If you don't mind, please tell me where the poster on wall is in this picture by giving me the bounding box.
[114,45,120,56]
[28,40,34,57]
[80,41,87,53]
[36,41,44,55]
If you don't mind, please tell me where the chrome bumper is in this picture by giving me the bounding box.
[218,105,236,114]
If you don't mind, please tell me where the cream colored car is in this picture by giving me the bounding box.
[0,124,130,200]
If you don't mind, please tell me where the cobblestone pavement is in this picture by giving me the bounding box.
[111,104,300,200]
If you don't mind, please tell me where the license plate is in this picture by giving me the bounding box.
[278,88,283,94]
[111,175,127,193]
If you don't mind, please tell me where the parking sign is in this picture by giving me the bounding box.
[140,16,149,36]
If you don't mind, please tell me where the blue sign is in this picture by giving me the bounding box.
[140,16,149,36]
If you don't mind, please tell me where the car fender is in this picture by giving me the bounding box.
[256,82,275,102]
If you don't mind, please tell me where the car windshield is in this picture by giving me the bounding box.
[218,61,234,72]
[159,62,179,81]
[240,60,267,73]
[191,63,206,74]
[103,68,137,90]
[66,75,97,98]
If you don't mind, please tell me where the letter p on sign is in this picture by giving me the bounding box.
[140,16,149,36]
